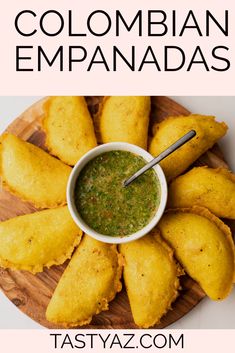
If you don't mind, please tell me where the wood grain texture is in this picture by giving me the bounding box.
[0,96,232,329]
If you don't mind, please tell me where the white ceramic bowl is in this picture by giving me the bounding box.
[67,142,168,244]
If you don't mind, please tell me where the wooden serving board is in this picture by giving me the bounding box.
[0,97,232,329]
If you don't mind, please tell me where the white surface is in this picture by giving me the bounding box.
[0,96,234,329]
[67,142,167,244]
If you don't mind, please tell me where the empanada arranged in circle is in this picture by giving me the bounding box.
[0,206,82,273]
[0,133,71,208]
[149,115,227,181]
[43,96,97,166]
[158,207,235,300]
[46,235,123,327]
[168,167,235,219]
[120,230,182,328]
[96,96,151,149]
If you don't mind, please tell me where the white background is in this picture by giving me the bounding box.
[0,96,234,329]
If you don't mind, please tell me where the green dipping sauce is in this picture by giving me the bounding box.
[75,150,160,237]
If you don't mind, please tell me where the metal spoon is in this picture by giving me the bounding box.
[123,130,196,187]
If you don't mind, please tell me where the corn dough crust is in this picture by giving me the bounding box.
[119,230,182,328]
[149,115,228,181]
[158,206,235,300]
[168,167,235,219]
[0,133,71,208]
[0,207,82,273]
[43,96,97,166]
[96,96,151,149]
[46,235,123,327]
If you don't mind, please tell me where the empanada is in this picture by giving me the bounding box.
[149,115,227,181]
[168,167,235,219]
[97,96,151,149]
[0,133,71,208]
[46,235,123,327]
[158,207,235,300]
[119,230,182,328]
[0,206,82,273]
[43,96,97,165]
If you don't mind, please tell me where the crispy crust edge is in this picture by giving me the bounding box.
[0,132,69,208]
[147,230,183,328]
[170,166,235,184]
[121,229,183,328]
[42,97,96,167]
[165,206,234,244]
[152,114,228,139]
[164,206,235,295]
[92,96,110,143]
[46,244,123,328]
[0,231,83,274]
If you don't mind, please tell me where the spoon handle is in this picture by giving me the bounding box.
[124,130,196,187]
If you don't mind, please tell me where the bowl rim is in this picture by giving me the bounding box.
[67,142,168,244]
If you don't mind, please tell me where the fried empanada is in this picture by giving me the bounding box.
[119,231,182,328]
[158,207,235,300]
[0,133,71,208]
[149,115,227,181]
[168,167,235,219]
[46,235,122,327]
[43,96,97,166]
[97,96,151,149]
[0,207,82,273]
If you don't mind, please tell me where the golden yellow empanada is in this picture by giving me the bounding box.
[97,96,151,149]
[158,207,235,300]
[119,231,182,328]
[149,115,227,181]
[46,235,123,327]
[0,133,71,208]
[168,167,235,219]
[43,96,97,165]
[0,207,82,273]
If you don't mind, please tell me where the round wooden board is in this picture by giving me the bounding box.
[0,96,232,329]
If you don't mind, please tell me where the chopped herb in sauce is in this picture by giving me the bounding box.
[75,151,160,236]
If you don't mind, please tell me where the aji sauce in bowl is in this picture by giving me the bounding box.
[67,143,167,244]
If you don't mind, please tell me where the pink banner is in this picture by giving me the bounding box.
[0,329,235,353]
[0,0,234,95]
